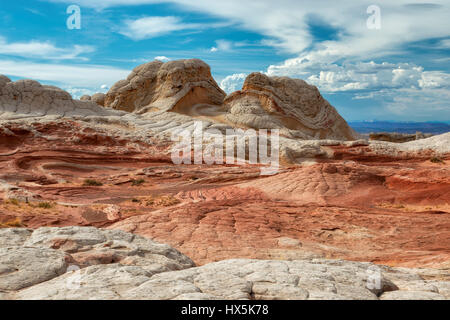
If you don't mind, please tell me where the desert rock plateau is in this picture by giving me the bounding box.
[0,59,449,300]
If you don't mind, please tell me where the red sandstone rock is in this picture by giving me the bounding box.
[0,121,448,269]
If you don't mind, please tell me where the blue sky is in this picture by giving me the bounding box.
[0,0,449,121]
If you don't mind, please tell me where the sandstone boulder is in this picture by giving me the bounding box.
[91,93,106,107]
[0,75,11,87]
[223,73,357,140]
[105,59,226,114]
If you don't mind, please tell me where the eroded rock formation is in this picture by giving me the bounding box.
[0,76,116,119]
[105,59,226,114]
[224,73,356,140]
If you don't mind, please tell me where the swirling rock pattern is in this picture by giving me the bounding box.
[224,73,357,140]
[105,59,226,114]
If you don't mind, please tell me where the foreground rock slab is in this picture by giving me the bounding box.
[0,227,448,300]
[0,227,194,299]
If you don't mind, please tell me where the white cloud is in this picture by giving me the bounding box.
[154,56,171,62]
[220,73,247,93]
[0,60,129,87]
[64,84,111,99]
[210,40,233,53]
[25,8,46,16]
[120,16,202,40]
[438,39,450,48]
[385,88,450,119]
[47,1,450,54]
[267,58,450,92]
[267,57,450,118]
[64,88,96,99]
[0,36,94,60]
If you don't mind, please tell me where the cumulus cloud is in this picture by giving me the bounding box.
[0,36,94,60]
[220,73,247,93]
[64,84,111,99]
[267,59,450,93]
[154,56,171,62]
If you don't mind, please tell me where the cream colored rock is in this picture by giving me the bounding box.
[0,247,68,291]
[0,228,32,247]
[380,291,445,300]
[105,59,226,114]
[223,73,357,141]
[0,75,11,87]
[0,227,449,300]
[21,227,194,270]
[370,132,450,155]
[0,76,121,120]
[17,264,152,300]
[0,227,195,298]
[122,259,445,300]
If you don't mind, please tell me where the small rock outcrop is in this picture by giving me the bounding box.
[0,227,195,299]
[79,94,105,107]
[0,76,117,119]
[224,73,357,140]
[105,59,226,113]
[91,93,106,107]
[369,132,432,143]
